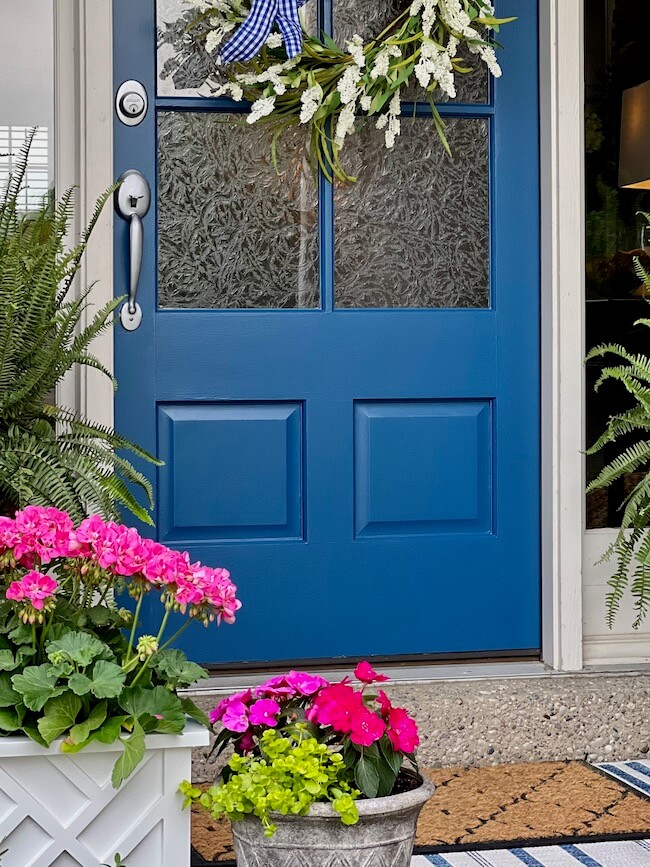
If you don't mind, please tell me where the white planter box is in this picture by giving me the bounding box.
[0,720,209,867]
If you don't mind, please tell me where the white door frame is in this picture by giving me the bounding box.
[54,0,587,672]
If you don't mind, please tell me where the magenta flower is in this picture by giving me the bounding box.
[13,506,76,564]
[210,690,252,725]
[354,661,390,685]
[376,689,393,718]
[349,706,386,747]
[249,699,281,727]
[221,700,250,733]
[308,683,364,733]
[6,570,58,619]
[386,707,420,754]
[285,670,329,696]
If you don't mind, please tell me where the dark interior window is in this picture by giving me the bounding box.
[585,0,650,528]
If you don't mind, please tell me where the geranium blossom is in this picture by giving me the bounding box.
[6,570,58,622]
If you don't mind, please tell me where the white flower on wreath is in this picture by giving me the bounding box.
[384,91,402,149]
[300,85,323,124]
[370,45,401,81]
[410,0,439,37]
[337,64,362,105]
[335,102,357,148]
[247,96,276,124]
[345,34,366,69]
[205,21,236,55]
[360,94,372,112]
[266,32,284,49]
[211,81,244,101]
[415,39,456,98]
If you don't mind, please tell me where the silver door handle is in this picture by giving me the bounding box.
[115,170,151,332]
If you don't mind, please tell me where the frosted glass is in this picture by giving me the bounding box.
[158,112,319,309]
[335,117,490,309]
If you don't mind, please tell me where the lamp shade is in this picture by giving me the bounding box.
[620,80,650,189]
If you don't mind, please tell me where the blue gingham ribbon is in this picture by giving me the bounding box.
[220,0,309,63]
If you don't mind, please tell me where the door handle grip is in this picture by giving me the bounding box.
[115,170,151,332]
[128,213,143,315]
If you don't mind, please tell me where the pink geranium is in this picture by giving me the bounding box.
[6,570,58,621]
[13,506,76,564]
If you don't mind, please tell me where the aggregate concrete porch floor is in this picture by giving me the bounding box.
[189,670,650,782]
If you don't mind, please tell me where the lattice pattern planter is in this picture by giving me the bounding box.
[0,720,208,867]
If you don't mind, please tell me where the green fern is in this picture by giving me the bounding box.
[0,129,159,524]
[588,227,650,627]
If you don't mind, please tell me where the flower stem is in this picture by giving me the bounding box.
[125,591,145,665]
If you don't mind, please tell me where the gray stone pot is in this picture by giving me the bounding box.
[232,776,435,867]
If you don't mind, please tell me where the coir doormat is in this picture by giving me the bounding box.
[191,760,650,865]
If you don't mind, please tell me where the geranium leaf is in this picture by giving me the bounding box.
[0,649,19,671]
[46,632,109,667]
[68,700,107,745]
[180,696,210,728]
[94,715,128,744]
[12,664,65,711]
[37,692,82,745]
[88,660,126,699]
[111,720,146,788]
[68,673,93,696]
[154,650,208,688]
[119,686,186,734]
[0,673,20,707]
[0,706,23,731]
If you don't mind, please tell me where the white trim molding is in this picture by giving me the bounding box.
[54,0,114,430]
[539,0,585,671]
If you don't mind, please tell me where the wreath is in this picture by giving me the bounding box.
[179,0,514,182]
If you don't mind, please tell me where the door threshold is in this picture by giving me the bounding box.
[188,659,549,695]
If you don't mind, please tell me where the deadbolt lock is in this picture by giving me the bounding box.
[116,80,148,127]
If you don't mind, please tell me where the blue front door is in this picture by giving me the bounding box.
[113,0,540,665]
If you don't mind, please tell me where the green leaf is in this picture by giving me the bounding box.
[119,686,186,734]
[87,660,126,699]
[372,754,398,798]
[68,673,92,696]
[380,736,403,776]
[111,720,146,788]
[12,664,65,711]
[0,706,24,731]
[23,721,48,747]
[154,650,208,688]
[180,697,210,729]
[46,631,109,667]
[94,715,128,744]
[68,700,107,745]
[354,754,380,799]
[37,692,82,744]
[0,649,20,671]
[0,673,20,707]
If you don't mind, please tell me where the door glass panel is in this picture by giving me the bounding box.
[335,117,489,309]
[157,0,317,96]
[333,0,488,104]
[158,112,319,309]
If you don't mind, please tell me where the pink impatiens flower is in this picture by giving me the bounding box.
[349,706,386,747]
[386,707,420,754]
[376,689,393,718]
[221,700,250,733]
[354,661,390,685]
[285,670,329,696]
[307,682,363,732]
[248,699,281,727]
[210,690,252,725]
[6,570,58,622]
